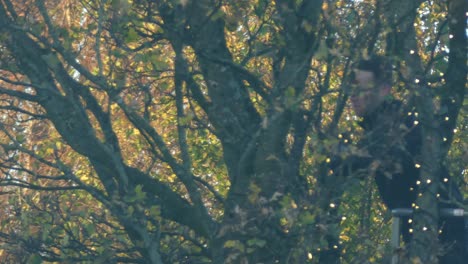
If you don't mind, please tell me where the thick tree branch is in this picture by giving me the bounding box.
[440,0,467,155]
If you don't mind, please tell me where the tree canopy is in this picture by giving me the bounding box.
[0,0,466,263]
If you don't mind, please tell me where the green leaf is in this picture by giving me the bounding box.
[135,185,146,201]
[314,40,329,60]
[27,254,42,264]
[211,10,225,21]
[299,212,315,225]
[224,240,245,251]
[247,239,266,248]
[127,205,134,216]
[15,134,25,143]
[125,28,139,43]
[84,223,96,235]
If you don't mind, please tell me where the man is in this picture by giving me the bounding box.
[349,56,466,263]
[351,56,419,216]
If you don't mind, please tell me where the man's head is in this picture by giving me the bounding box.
[350,56,392,116]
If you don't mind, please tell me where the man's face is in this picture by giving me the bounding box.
[350,69,380,116]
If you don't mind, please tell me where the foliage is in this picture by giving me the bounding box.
[0,0,465,263]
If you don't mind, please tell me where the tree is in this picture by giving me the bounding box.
[0,0,465,263]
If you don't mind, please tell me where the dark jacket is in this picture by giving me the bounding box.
[359,100,420,211]
[357,99,466,263]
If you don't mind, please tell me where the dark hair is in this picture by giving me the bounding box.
[356,55,392,84]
